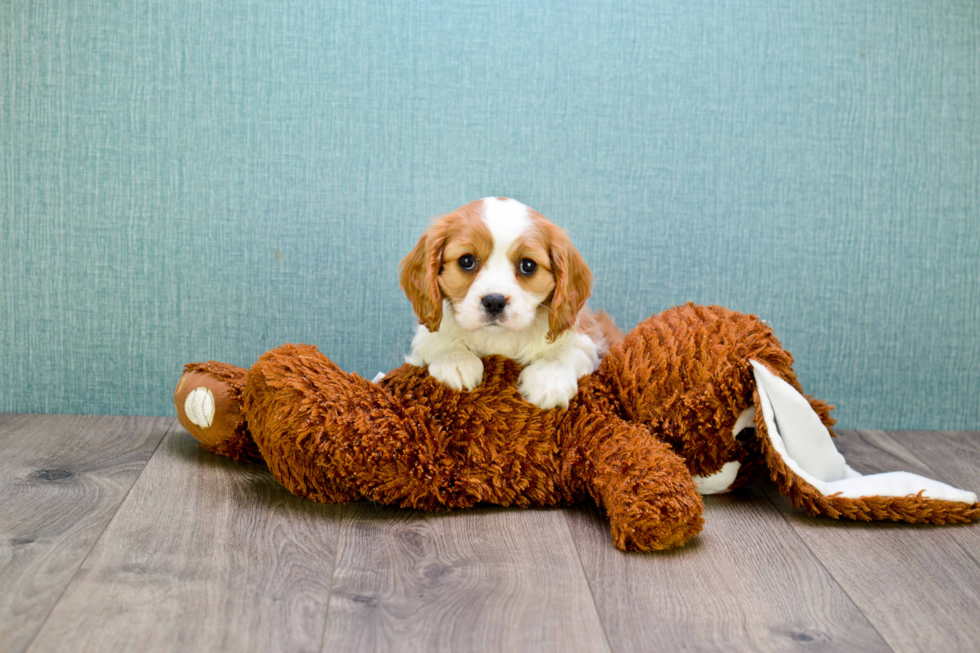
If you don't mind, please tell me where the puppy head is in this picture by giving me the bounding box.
[400,197,592,340]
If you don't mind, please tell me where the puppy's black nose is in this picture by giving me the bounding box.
[481,294,508,316]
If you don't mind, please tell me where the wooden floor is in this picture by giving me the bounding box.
[2,414,978,652]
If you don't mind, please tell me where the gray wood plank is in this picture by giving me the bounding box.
[26,425,344,653]
[565,486,891,652]
[883,430,980,517]
[886,431,980,573]
[760,430,980,653]
[0,413,169,653]
[322,504,612,653]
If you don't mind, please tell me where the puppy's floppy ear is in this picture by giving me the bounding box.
[399,224,446,332]
[547,227,593,342]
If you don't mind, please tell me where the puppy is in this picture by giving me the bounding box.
[399,197,621,409]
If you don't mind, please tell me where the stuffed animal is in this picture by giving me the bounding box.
[173,303,978,551]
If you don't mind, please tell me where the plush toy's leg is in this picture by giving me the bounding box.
[751,361,980,523]
[243,344,492,510]
[561,408,705,551]
[242,344,390,505]
[174,362,261,462]
[598,303,833,487]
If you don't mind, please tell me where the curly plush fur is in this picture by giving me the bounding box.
[174,304,979,551]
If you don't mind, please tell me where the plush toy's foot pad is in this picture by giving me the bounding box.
[751,361,980,523]
[174,362,258,461]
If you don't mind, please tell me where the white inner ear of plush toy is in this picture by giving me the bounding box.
[751,361,977,504]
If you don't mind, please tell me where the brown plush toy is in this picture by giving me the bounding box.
[174,303,979,551]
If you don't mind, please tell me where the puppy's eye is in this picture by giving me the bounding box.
[458,254,477,271]
[518,258,537,276]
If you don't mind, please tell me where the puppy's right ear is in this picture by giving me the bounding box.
[399,229,444,332]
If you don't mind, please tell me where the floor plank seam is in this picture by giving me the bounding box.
[19,417,176,653]
[954,538,980,573]
[562,508,616,653]
[757,480,897,653]
[315,502,348,653]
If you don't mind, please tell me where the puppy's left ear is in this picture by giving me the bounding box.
[548,228,593,341]
[399,227,445,332]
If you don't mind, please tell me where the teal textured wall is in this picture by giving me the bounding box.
[1,1,978,428]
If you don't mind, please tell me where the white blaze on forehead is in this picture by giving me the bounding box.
[481,197,531,253]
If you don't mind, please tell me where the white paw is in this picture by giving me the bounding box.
[184,387,215,428]
[519,360,579,409]
[692,461,741,495]
[428,353,484,391]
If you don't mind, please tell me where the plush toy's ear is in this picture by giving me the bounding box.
[749,360,979,523]
[399,227,446,332]
[547,227,593,342]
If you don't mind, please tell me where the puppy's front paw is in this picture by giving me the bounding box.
[428,353,484,391]
[519,360,579,409]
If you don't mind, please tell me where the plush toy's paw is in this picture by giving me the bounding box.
[174,363,253,457]
[518,360,579,409]
[183,387,215,428]
[428,352,484,391]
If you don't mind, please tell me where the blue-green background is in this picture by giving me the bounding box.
[2,1,978,428]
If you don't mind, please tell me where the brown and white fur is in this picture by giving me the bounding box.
[400,197,621,409]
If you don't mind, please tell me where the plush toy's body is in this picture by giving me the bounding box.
[175,304,979,551]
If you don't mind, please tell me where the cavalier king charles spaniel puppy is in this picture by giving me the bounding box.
[400,197,621,409]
